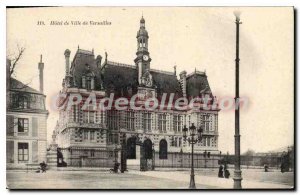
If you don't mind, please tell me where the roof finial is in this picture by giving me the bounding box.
[174,64,177,76]
[105,51,108,63]
[92,48,94,54]
[40,54,43,63]
[78,45,79,50]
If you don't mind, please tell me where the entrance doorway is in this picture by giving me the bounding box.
[125,136,154,171]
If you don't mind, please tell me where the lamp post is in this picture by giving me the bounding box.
[183,123,203,189]
[233,13,243,189]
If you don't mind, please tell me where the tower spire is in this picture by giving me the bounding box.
[135,16,151,85]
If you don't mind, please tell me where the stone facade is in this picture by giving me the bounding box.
[53,17,220,168]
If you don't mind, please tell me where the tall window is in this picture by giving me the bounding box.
[125,110,135,131]
[86,78,92,90]
[107,110,120,130]
[84,131,89,140]
[158,114,167,132]
[142,112,151,132]
[173,115,182,133]
[18,118,29,133]
[83,106,95,124]
[203,114,210,131]
[18,143,28,162]
[108,133,113,144]
[90,150,95,157]
[90,131,95,140]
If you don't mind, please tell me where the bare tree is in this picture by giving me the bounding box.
[7,44,25,76]
[7,44,33,90]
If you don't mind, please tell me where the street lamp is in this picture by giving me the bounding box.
[183,123,203,189]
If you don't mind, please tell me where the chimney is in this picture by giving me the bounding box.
[96,55,102,68]
[38,55,44,93]
[64,49,71,76]
[179,70,187,97]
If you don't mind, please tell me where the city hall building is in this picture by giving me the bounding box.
[53,17,220,169]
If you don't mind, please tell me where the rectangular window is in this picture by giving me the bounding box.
[18,118,29,133]
[89,111,95,124]
[107,110,120,130]
[86,79,91,90]
[91,150,95,157]
[125,110,135,131]
[18,143,29,162]
[90,131,95,140]
[203,114,210,131]
[18,96,30,109]
[83,111,89,123]
[142,112,151,132]
[173,115,182,133]
[108,133,113,144]
[83,110,95,124]
[84,131,89,140]
[158,114,167,132]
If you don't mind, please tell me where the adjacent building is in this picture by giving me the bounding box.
[6,56,48,169]
[53,17,220,168]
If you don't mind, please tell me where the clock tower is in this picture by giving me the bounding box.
[134,16,152,85]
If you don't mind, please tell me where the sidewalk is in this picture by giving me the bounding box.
[131,170,293,189]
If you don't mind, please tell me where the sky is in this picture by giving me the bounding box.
[6,7,294,154]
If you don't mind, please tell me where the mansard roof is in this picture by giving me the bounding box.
[102,61,182,98]
[70,49,102,90]
[10,78,42,95]
[186,71,212,98]
[67,48,213,99]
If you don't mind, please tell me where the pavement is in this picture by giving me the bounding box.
[131,170,294,189]
[6,167,294,189]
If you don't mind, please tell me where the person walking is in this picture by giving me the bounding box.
[224,168,230,179]
[218,165,224,178]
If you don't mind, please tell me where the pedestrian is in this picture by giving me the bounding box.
[264,164,268,172]
[280,163,285,173]
[40,161,47,173]
[224,168,230,178]
[218,165,224,178]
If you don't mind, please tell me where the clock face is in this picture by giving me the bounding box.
[143,55,149,61]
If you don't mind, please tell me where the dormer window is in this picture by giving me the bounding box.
[86,77,91,90]
[82,75,94,90]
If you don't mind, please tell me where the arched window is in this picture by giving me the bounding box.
[143,139,153,159]
[159,139,168,159]
[126,137,136,159]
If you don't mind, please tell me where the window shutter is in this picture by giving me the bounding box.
[32,117,38,137]
[32,141,38,163]
[6,115,14,136]
[6,140,14,163]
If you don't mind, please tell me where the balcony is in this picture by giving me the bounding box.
[202,131,218,136]
[61,122,106,130]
